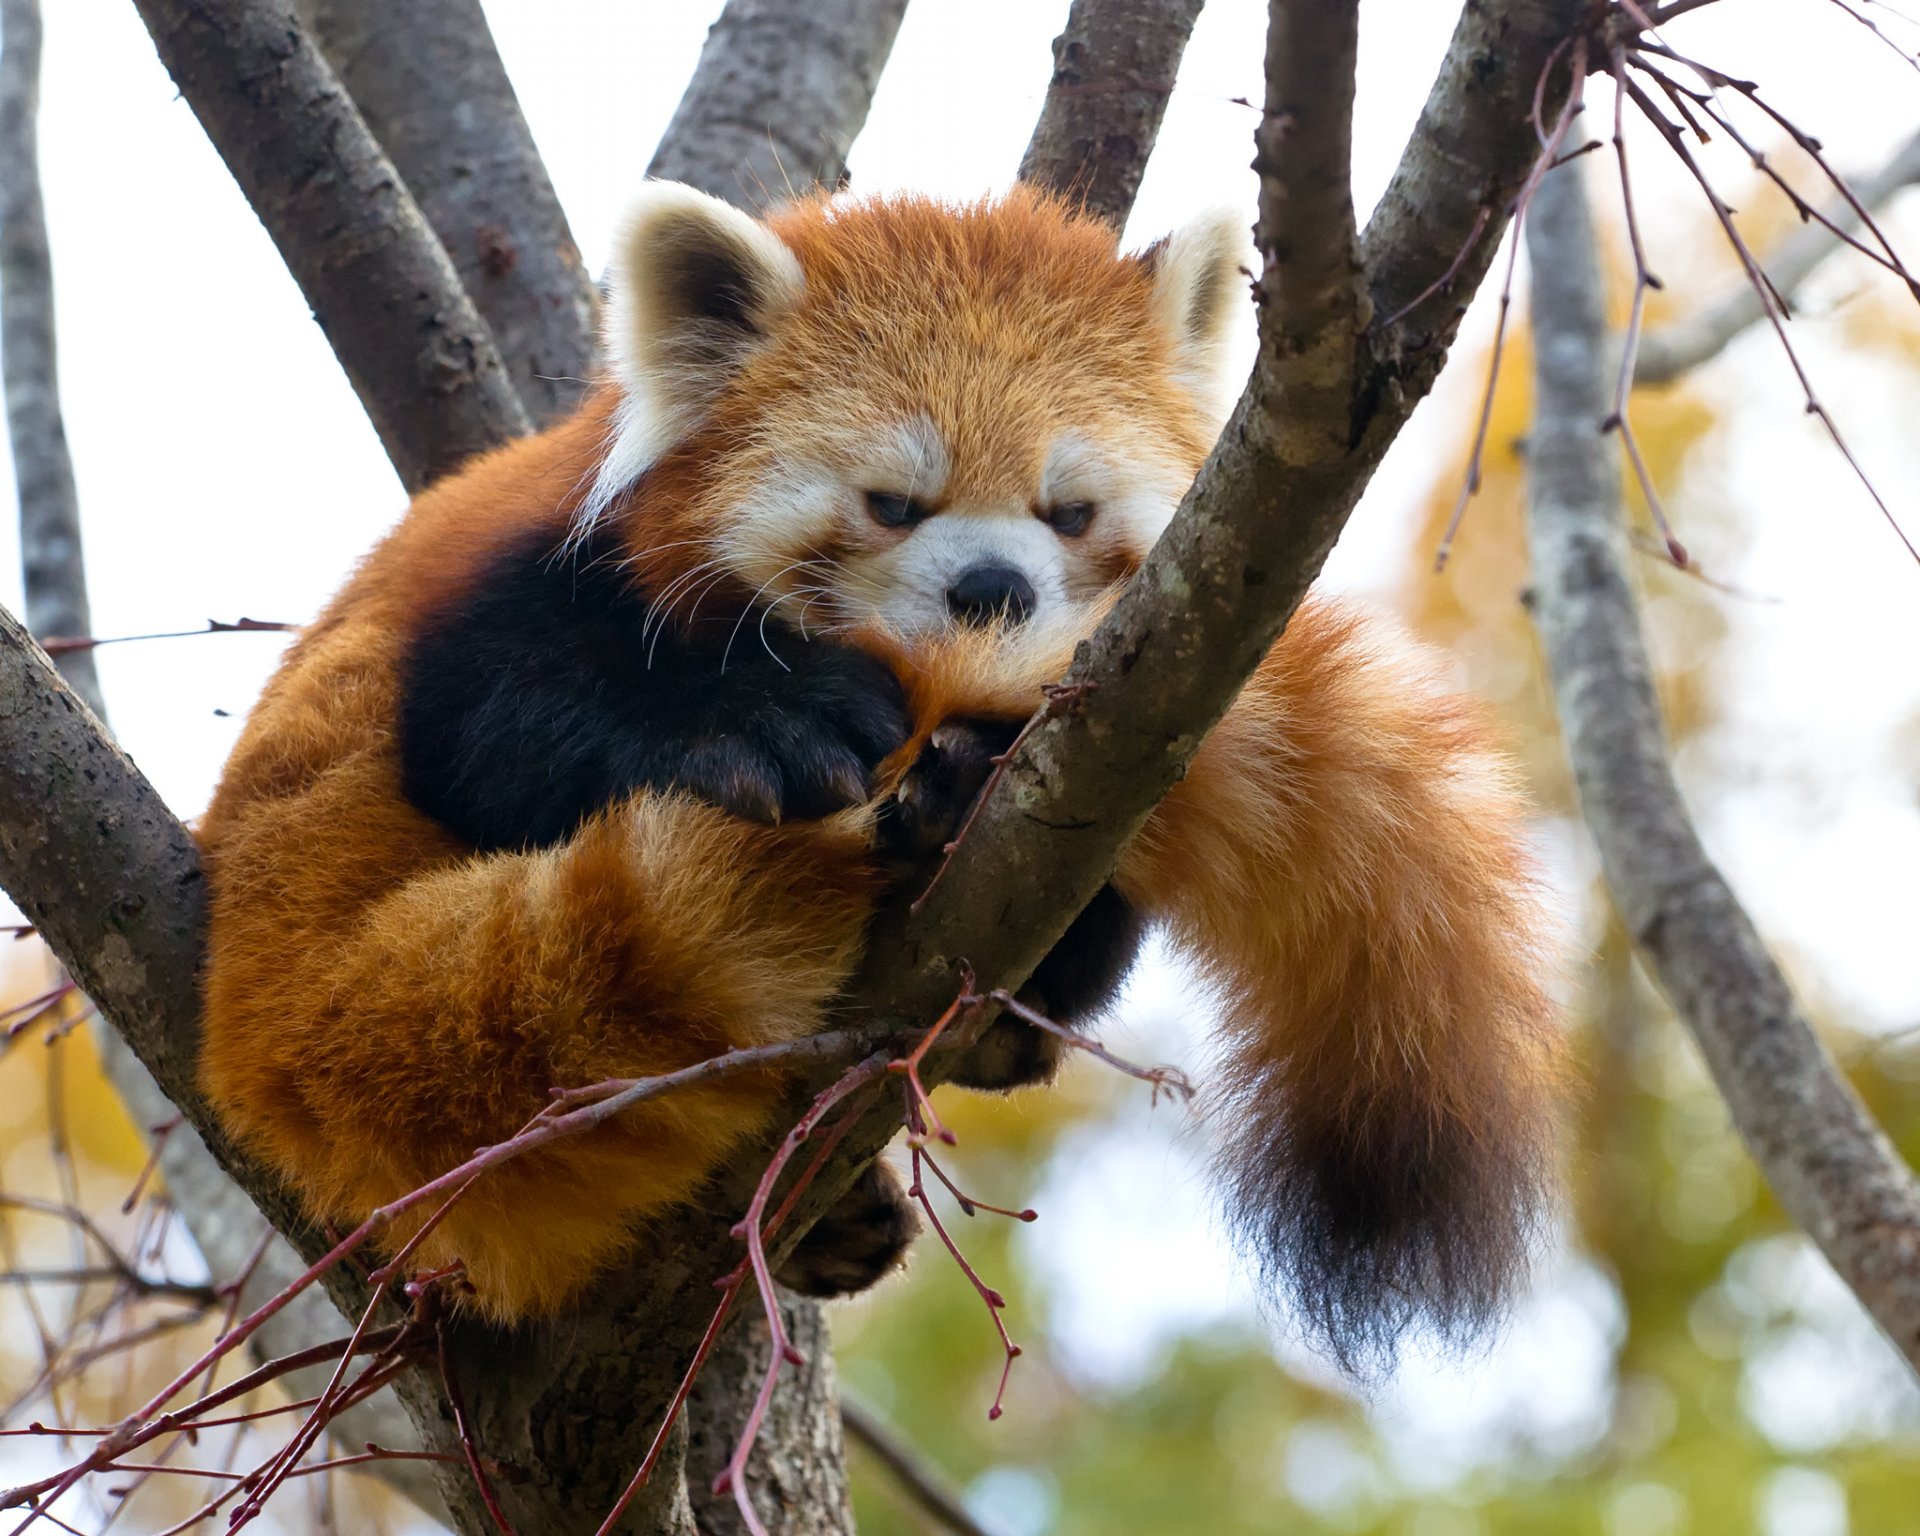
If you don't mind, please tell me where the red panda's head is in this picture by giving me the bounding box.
[577,185,1246,641]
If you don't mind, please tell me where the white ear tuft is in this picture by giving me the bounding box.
[579,183,805,531]
[1139,208,1249,407]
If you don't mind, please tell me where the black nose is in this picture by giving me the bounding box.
[945,565,1036,627]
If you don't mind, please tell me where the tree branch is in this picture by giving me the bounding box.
[1,0,100,717]
[1363,0,1587,398]
[1016,0,1206,230]
[1635,122,1920,384]
[1524,154,1920,1376]
[292,0,600,428]
[683,1289,855,1536]
[128,0,531,492]
[647,0,910,213]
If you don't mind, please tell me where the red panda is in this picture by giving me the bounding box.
[196,184,1561,1365]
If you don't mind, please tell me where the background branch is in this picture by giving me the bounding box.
[646,0,910,213]
[1017,0,1206,230]
[293,0,600,428]
[1,0,99,717]
[1524,154,1920,1375]
[1634,122,1920,383]
[129,0,531,492]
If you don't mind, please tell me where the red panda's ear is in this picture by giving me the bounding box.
[1136,208,1249,408]
[584,183,805,521]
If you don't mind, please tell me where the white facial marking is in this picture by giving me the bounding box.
[860,413,951,503]
[1042,429,1189,555]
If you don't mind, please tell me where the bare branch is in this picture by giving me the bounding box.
[1635,122,1920,383]
[293,0,600,427]
[841,1396,993,1536]
[1017,0,1206,230]
[128,0,531,492]
[0,0,101,718]
[648,0,910,213]
[0,603,209,1125]
[1256,0,1367,453]
[1524,155,1920,1376]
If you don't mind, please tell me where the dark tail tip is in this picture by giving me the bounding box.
[1218,1074,1556,1377]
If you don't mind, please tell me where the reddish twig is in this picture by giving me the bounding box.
[1622,69,1920,565]
[711,1060,890,1536]
[905,1142,1020,1421]
[440,1319,517,1536]
[120,1116,183,1216]
[917,1149,1036,1223]
[1437,36,1589,572]
[1603,46,1687,567]
[887,972,979,1148]
[987,990,1195,1105]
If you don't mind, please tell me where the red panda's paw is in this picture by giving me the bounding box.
[678,641,912,823]
[1027,883,1148,1025]
[774,1159,920,1297]
[950,884,1147,1091]
[877,716,1021,858]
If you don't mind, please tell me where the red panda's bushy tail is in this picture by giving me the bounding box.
[1118,599,1564,1369]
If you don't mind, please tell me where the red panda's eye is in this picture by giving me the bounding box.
[865,491,931,530]
[1041,501,1096,538]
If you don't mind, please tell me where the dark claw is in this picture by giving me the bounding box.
[880,717,1022,857]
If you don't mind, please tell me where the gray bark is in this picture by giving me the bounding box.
[685,1290,854,1536]
[1524,155,1920,1375]
[294,0,600,427]
[647,0,910,212]
[1,0,99,716]
[1017,0,1206,231]
[128,0,532,492]
[1635,123,1920,384]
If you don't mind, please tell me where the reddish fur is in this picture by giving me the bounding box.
[198,190,1560,1340]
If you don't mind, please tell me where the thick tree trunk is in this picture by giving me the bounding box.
[686,1290,856,1536]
